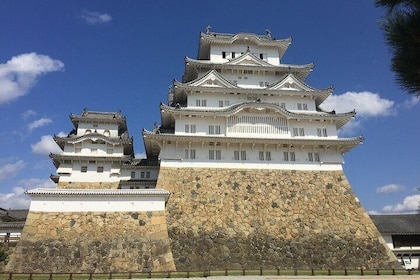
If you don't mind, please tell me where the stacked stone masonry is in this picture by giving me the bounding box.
[157,167,399,270]
[6,211,175,273]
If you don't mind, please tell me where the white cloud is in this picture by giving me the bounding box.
[0,53,64,104]
[22,109,37,120]
[81,11,112,25]
[321,91,395,117]
[376,184,406,194]
[320,91,395,135]
[135,152,147,159]
[31,135,62,155]
[402,96,420,108]
[382,194,420,213]
[27,117,52,131]
[57,131,67,137]
[0,159,26,181]
[0,178,56,209]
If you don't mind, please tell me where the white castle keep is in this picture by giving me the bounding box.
[8,29,399,273]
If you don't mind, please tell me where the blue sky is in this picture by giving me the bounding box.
[0,1,418,213]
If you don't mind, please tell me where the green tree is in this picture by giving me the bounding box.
[375,0,420,96]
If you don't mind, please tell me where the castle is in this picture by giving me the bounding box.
[6,29,399,272]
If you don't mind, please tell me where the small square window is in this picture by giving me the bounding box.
[81,166,87,173]
[97,166,104,173]
[131,172,136,179]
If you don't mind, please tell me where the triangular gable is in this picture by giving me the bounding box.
[187,70,237,88]
[269,74,315,91]
[226,52,272,67]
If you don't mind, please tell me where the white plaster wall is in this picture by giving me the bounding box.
[29,195,167,212]
[58,162,121,182]
[210,45,280,65]
[160,159,342,171]
[159,142,344,171]
[120,167,159,180]
[62,141,124,156]
[77,123,119,137]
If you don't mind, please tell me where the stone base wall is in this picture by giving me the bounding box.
[6,211,175,273]
[156,167,399,270]
[57,181,119,189]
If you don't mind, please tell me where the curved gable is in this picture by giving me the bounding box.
[226,52,273,67]
[186,69,237,88]
[269,74,315,91]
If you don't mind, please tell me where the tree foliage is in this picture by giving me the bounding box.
[375,0,420,96]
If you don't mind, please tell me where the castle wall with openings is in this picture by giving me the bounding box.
[157,167,398,270]
[6,210,175,273]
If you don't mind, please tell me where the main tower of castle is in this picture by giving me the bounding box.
[144,28,398,270]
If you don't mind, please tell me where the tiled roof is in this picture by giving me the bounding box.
[370,214,420,235]
[26,188,170,198]
[0,208,28,222]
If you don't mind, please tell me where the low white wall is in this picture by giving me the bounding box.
[26,189,170,212]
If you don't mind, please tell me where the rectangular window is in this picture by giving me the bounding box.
[146,171,150,178]
[208,125,221,135]
[293,128,305,136]
[140,171,145,178]
[234,151,240,160]
[266,151,271,161]
[299,128,305,136]
[97,166,104,173]
[81,166,87,173]
[259,81,264,87]
[243,70,253,74]
[185,124,196,133]
[219,100,224,107]
[195,99,207,107]
[260,53,264,59]
[232,52,235,58]
[185,149,196,159]
[215,150,221,160]
[241,151,247,160]
[297,103,302,110]
[303,104,308,110]
[283,152,289,161]
[131,171,136,179]
[308,152,314,162]
[314,153,320,162]
[317,128,328,137]
[259,151,264,161]
[190,149,196,159]
[209,150,214,160]
[290,152,296,162]
[222,51,226,58]
[224,100,230,106]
